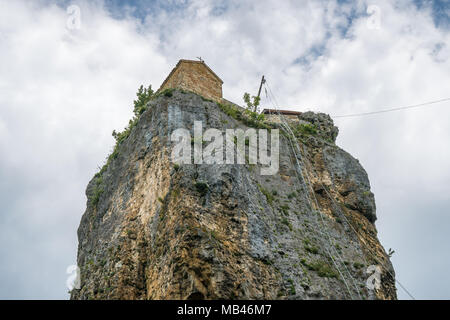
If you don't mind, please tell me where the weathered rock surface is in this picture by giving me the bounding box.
[71,90,396,300]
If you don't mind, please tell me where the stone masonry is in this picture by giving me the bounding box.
[159,59,223,103]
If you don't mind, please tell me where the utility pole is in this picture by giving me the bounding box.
[257,75,266,99]
[255,75,266,112]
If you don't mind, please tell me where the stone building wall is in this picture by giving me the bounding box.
[159,60,223,103]
[264,113,300,123]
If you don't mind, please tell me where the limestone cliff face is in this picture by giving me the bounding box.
[71,90,396,300]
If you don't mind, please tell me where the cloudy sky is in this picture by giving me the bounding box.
[0,0,449,299]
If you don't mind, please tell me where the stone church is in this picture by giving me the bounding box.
[158,59,223,103]
[159,59,303,123]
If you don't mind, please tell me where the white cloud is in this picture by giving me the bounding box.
[0,0,449,299]
[0,0,168,299]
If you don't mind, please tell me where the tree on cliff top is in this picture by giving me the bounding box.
[133,85,154,117]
